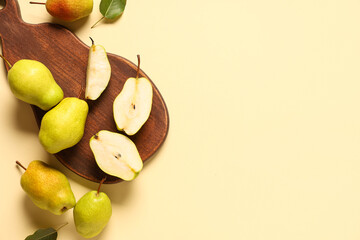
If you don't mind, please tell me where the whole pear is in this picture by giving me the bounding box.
[17,160,76,215]
[39,97,88,154]
[7,59,63,110]
[45,0,93,22]
[73,180,112,238]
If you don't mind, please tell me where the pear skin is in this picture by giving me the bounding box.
[73,190,112,238]
[39,97,88,154]
[19,160,76,215]
[8,59,63,110]
[45,0,93,22]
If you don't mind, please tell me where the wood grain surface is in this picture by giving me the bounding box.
[0,0,169,183]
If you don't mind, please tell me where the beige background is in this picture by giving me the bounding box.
[2,0,360,239]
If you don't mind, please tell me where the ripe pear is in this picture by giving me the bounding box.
[73,179,112,238]
[85,38,111,100]
[89,130,143,181]
[30,0,93,22]
[1,56,63,111]
[113,55,153,135]
[39,97,88,154]
[17,160,76,215]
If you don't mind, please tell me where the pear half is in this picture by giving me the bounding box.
[89,130,143,181]
[85,38,111,100]
[113,55,153,135]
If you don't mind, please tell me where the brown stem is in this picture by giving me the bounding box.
[0,54,12,68]
[89,37,95,46]
[29,1,46,5]
[16,161,27,171]
[136,54,140,79]
[97,178,106,196]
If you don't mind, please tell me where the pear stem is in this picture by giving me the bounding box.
[89,37,95,46]
[0,54,12,68]
[29,1,46,5]
[97,178,106,196]
[91,16,105,29]
[136,54,140,79]
[16,161,27,171]
[56,222,69,231]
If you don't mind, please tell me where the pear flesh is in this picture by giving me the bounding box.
[20,160,76,215]
[85,43,111,100]
[113,76,153,135]
[8,59,63,110]
[73,190,112,238]
[89,130,143,181]
[45,0,93,22]
[39,97,89,154]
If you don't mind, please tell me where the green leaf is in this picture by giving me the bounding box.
[100,0,127,19]
[25,228,58,240]
[91,0,126,28]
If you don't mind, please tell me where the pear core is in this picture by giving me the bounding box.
[90,130,143,181]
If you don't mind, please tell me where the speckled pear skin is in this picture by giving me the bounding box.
[74,191,112,238]
[20,160,76,215]
[45,0,93,22]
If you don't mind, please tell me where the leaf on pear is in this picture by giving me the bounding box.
[91,0,126,28]
[25,228,58,240]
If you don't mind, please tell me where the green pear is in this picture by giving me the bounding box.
[30,0,93,22]
[89,130,143,181]
[85,38,111,100]
[113,55,153,135]
[3,56,63,111]
[73,179,112,238]
[39,97,88,154]
[17,160,76,215]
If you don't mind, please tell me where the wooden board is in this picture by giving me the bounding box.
[0,0,169,183]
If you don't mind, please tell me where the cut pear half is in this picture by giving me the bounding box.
[113,55,153,135]
[85,38,111,100]
[89,130,143,181]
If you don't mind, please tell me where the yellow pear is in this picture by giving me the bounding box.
[17,160,76,215]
